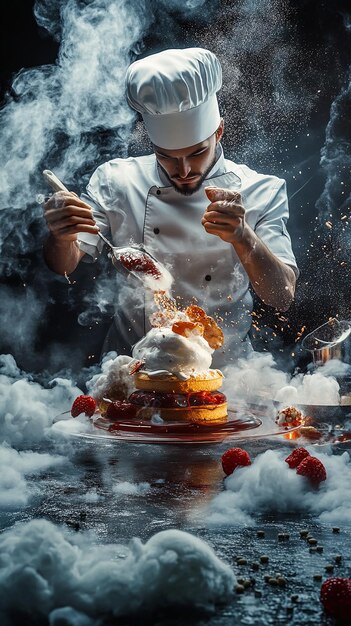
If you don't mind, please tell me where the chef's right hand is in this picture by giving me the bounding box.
[43,191,99,242]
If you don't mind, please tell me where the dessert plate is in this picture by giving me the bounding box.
[285,403,351,446]
[52,405,301,445]
[251,398,351,446]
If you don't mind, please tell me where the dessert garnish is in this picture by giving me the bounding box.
[186,305,224,349]
[296,456,327,485]
[221,448,252,476]
[71,395,96,417]
[336,432,351,443]
[285,447,310,469]
[276,406,304,428]
[320,577,351,621]
[171,320,204,337]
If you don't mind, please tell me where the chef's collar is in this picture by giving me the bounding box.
[155,142,226,189]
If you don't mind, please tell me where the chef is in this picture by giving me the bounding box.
[43,47,298,367]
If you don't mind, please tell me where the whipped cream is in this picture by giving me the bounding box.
[86,354,135,400]
[132,327,213,378]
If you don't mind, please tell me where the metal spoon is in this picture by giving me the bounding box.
[42,169,173,290]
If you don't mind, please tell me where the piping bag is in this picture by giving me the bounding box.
[42,169,173,293]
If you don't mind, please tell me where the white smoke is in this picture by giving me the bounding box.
[316,20,351,225]
[0,444,66,510]
[158,0,209,11]
[0,286,46,357]
[86,351,134,399]
[0,0,154,211]
[0,353,82,445]
[274,370,341,406]
[80,488,101,504]
[112,481,151,496]
[0,520,235,624]
[191,0,336,168]
[223,352,288,401]
[205,448,351,526]
[223,351,344,406]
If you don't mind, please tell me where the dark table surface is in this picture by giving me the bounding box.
[2,427,350,626]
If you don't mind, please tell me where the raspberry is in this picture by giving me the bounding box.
[296,456,327,485]
[106,400,139,420]
[285,447,310,469]
[320,577,351,621]
[71,395,96,417]
[221,448,252,476]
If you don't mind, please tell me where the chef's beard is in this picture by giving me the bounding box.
[157,152,218,196]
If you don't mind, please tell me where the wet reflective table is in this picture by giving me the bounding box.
[3,431,351,626]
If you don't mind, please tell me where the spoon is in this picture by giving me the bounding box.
[42,169,173,291]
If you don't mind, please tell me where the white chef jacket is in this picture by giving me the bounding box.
[78,146,298,367]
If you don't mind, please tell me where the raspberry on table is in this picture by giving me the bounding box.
[296,456,327,485]
[320,577,351,621]
[221,447,252,476]
[285,447,310,469]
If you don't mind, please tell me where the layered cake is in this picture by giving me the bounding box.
[128,304,227,424]
[80,298,227,426]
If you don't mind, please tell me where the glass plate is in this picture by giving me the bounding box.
[52,405,302,445]
[285,403,351,446]
[246,398,351,446]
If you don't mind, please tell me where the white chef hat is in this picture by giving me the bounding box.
[125,47,222,150]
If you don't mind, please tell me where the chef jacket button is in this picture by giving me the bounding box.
[156,189,161,195]
[153,227,160,235]
[205,274,211,281]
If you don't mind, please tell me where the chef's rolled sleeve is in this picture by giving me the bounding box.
[254,180,299,277]
[77,162,124,261]
[76,195,109,261]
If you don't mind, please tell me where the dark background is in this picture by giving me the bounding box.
[1,0,350,380]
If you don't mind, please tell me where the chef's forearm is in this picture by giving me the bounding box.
[233,225,296,311]
[43,235,84,275]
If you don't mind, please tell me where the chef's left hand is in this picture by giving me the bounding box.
[202,187,246,244]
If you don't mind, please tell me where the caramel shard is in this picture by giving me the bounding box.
[185,304,207,322]
[172,320,204,338]
[186,305,224,349]
[203,316,225,350]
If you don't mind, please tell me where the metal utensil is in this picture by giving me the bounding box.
[42,169,173,290]
[302,318,351,366]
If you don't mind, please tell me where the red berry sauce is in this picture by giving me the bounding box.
[118,252,161,278]
[128,390,226,409]
[106,401,140,421]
